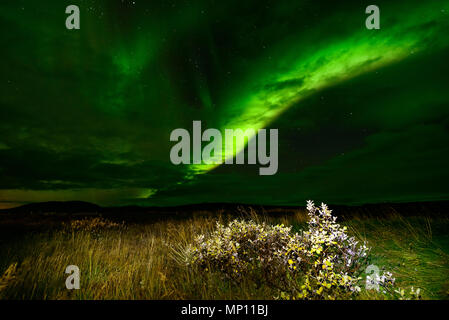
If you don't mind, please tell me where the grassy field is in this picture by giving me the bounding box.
[0,207,448,300]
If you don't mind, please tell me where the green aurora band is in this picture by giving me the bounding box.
[0,0,449,207]
[187,1,449,177]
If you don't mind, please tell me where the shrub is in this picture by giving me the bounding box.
[191,219,293,285]
[190,201,405,299]
[64,217,123,233]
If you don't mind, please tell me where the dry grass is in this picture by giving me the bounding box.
[0,212,448,300]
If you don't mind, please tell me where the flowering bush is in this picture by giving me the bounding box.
[285,200,370,299]
[190,201,413,299]
[191,219,293,284]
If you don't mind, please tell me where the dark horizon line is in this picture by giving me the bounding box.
[2,198,449,213]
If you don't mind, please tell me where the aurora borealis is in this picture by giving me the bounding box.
[1,0,449,208]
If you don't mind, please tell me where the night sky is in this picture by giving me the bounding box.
[1,0,449,208]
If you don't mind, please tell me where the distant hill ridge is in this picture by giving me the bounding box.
[1,200,448,218]
[0,201,101,214]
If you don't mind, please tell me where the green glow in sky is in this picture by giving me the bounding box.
[187,1,449,176]
[0,0,449,208]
